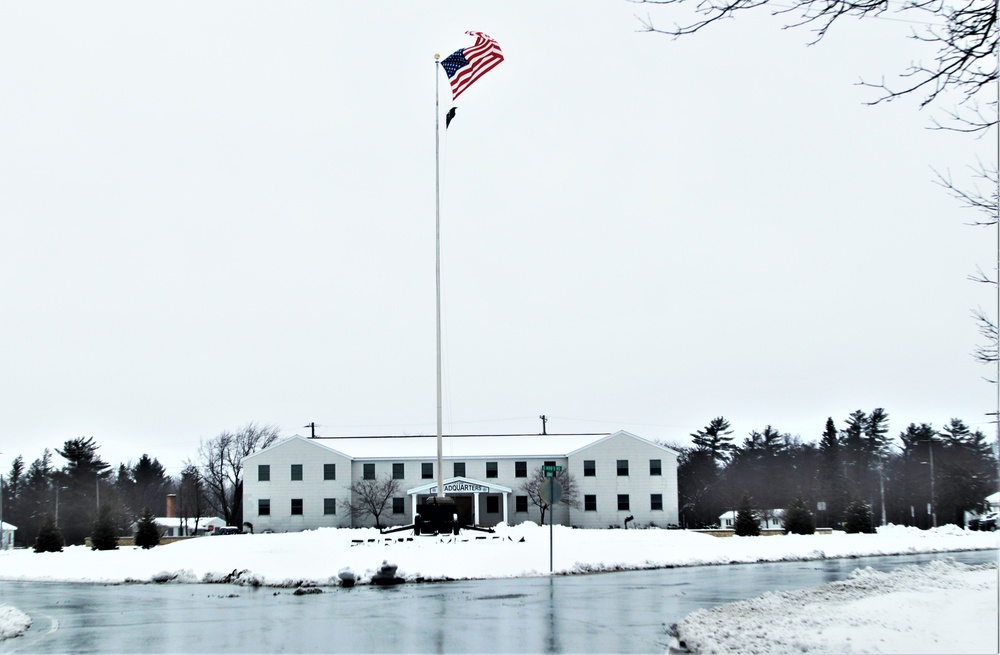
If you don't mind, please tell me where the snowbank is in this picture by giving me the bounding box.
[672,559,999,654]
[0,524,995,652]
[0,605,31,640]
[0,522,994,587]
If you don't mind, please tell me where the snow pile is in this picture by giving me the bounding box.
[0,525,995,650]
[673,559,999,654]
[0,605,31,640]
[0,523,995,587]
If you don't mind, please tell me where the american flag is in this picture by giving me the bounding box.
[440,32,503,100]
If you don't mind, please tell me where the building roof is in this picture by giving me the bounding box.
[312,433,609,459]
[152,517,224,528]
[249,430,678,461]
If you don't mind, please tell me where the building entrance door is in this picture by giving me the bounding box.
[453,496,473,526]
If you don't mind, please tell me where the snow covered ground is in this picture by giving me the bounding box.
[0,523,996,652]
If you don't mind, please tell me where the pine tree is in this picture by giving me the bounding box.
[844,498,873,533]
[90,503,119,550]
[134,506,161,549]
[33,512,63,553]
[782,496,816,535]
[733,493,760,536]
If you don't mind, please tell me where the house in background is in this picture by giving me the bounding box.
[0,521,16,550]
[719,509,785,531]
[243,430,680,532]
[147,494,226,537]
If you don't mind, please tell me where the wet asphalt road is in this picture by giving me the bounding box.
[1,550,995,653]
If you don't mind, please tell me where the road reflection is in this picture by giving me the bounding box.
[0,550,994,654]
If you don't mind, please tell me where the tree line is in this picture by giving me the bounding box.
[2,423,279,548]
[670,411,998,530]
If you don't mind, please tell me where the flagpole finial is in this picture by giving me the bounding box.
[434,53,440,60]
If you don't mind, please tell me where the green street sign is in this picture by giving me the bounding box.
[541,465,563,477]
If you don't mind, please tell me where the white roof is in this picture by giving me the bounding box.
[296,433,617,460]
[247,430,678,463]
[153,517,223,528]
[0,522,16,531]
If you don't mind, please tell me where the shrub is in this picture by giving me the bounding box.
[782,496,816,535]
[134,507,161,549]
[34,513,63,553]
[844,498,874,533]
[733,494,760,537]
[91,504,119,550]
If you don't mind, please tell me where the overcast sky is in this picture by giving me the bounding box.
[1,1,994,476]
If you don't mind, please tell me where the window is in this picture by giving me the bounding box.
[583,460,596,477]
[324,498,336,515]
[515,461,527,478]
[363,463,375,480]
[486,496,500,513]
[291,464,303,481]
[454,462,466,477]
[515,495,528,512]
[585,495,597,512]
[324,463,336,481]
[650,459,662,476]
[392,463,405,480]
[422,463,433,479]
[544,460,556,468]
[392,497,405,514]
[258,465,270,482]
[486,461,498,479]
[651,494,663,511]
[258,499,270,516]
[291,499,303,515]
[617,460,629,476]
[617,494,630,511]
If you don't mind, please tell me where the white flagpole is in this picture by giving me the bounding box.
[434,54,444,499]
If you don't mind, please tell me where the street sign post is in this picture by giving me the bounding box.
[539,477,563,573]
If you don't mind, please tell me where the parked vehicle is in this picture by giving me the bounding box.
[214,526,241,535]
[977,513,997,531]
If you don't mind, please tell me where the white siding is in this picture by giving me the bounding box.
[243,437,353,533]
[568,433,679,528]
[243,431,679,531]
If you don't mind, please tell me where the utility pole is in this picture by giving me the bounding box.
[878,458,886,526]
[304,422,316,439]
[929,440,937,528]
[539,415,548,435]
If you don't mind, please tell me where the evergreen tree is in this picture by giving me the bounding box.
[134,506,161,549]
[733,493,760,536]
[55,437,111,545]
[33,512,63,553]
[691,417,736,464]
[90,503,119,550]
[844,498,873,533]
[782,496,816,535]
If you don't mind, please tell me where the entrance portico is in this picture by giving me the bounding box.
[407,477,513,526]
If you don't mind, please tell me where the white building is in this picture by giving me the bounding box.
[243,430,679,531]
[0,521,16,550]
[719,509,785,531]
[152,516,227,537]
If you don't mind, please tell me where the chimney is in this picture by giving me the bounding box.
[166,494,177,518]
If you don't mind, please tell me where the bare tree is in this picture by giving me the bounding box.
[633,0,998,122]
[520,468,581,525]
[198,423,280,527]
[344,475,400,528]
[176,462,206,535]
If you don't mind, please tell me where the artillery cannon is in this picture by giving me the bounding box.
[380,495,495,536]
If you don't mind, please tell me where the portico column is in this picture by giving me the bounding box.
[473,492,480,525]
[502,492,509,524]
[411,494,418,520]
